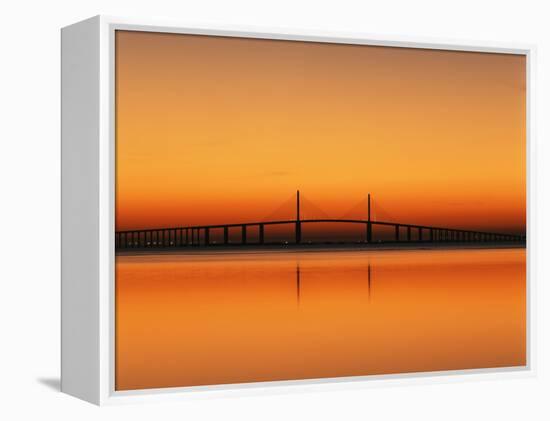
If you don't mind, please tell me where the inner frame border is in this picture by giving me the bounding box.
[100,15,535,404]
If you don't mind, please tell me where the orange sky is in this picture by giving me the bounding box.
[115,30,526,234]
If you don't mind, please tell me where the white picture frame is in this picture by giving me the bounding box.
[61,15,536,405]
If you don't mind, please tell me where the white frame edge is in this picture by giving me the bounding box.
[61,15,536,406]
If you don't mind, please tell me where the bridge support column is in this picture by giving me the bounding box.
[259,224,264,245]
[395,225,399,241]
[430,228,434,242]
[204,228,210,246]
[242,225,247,245]
[419,228,423,241]
[224,227,229,245]
[407,226,411,242]
[296,190,302,244]
[367,222,372,243]
[366,193,372,243]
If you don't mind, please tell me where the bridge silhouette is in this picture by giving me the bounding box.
[115,191,525,250]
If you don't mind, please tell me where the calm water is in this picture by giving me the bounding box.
[115,248,526,390]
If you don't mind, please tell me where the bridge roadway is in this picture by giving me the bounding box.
[115,218,525,249]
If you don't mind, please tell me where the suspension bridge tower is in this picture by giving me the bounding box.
[296,190,302,244]
[367,193,372,243]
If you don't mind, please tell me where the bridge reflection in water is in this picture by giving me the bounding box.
[295,262,371,306]
[115,191,525,250]
[114,248,526,390]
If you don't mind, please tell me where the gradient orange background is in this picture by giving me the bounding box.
[115,31,526,234]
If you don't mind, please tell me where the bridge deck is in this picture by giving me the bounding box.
[115,218,524,249]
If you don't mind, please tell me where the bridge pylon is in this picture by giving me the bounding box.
[367,193,372,243]
[296,190,302,244]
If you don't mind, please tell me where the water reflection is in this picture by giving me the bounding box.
[295,261,372,306]
[368,262,371,301]
[296,264,301,305]
[115,248,525,390]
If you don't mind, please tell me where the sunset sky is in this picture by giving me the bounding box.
[115,30,526,234]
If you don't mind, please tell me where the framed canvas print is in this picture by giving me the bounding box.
[61,16,534,405]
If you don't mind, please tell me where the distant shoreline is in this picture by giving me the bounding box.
[116,241,526,257]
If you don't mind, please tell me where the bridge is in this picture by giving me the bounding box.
[115,191,525,250]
